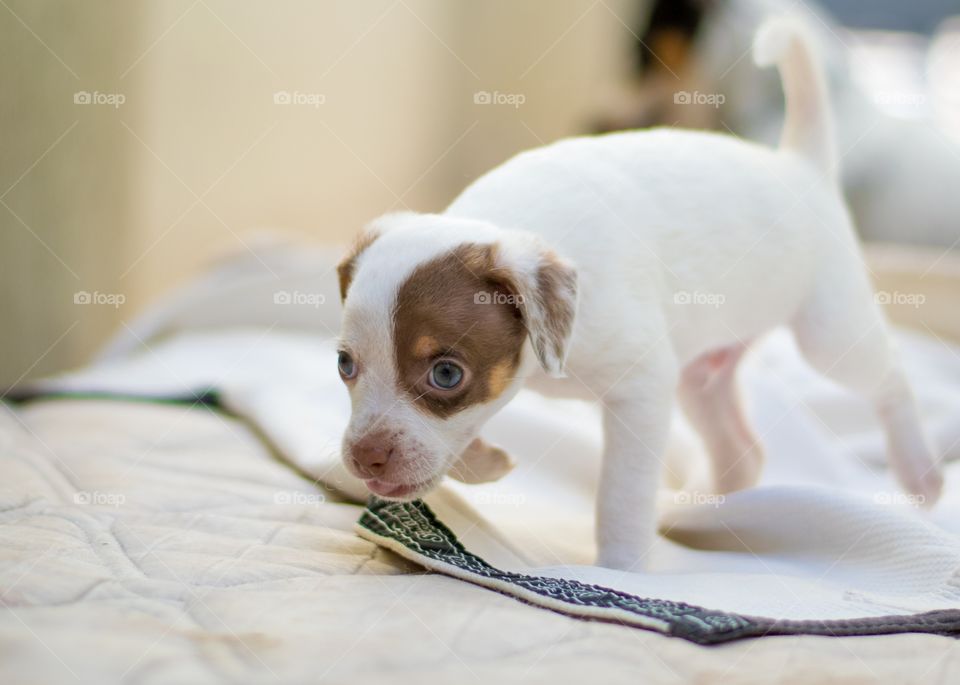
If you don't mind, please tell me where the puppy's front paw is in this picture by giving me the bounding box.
[448,438,516,484]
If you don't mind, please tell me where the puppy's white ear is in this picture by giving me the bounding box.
[496,237,578,378]
[448,438,515,484]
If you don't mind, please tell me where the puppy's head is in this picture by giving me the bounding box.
[336,213,577,500]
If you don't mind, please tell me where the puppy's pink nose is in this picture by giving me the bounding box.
[350,432,394,478]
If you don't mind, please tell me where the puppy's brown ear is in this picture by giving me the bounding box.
[527,252,578,376]
[336,230,381,301]
[493,238,578,378]
[448,438,516,484]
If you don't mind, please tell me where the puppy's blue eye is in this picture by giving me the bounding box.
[430,361,463,390]
[338,351,357,380]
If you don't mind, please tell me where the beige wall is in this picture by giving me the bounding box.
[0,1,140,385]
[1,0,639,384]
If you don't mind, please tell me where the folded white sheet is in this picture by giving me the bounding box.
[25,245,960,626]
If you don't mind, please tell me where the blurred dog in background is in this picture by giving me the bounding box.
[595,0,960,248]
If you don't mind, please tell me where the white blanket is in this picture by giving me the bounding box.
[22,244,960,628]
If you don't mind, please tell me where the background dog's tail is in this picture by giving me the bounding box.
[753,17,836,178]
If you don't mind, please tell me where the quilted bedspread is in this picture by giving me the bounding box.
[4,397,960,685]
[3,242,960,684]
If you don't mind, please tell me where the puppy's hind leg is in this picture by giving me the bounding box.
[595,344,677,571]
[791,275,943,505]
[678,344,764,494]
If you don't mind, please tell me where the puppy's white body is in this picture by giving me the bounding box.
[337,19,942,570]
[448,130,837,377]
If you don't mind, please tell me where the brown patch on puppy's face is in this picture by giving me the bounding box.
[393,244,526,418]
[413,335,441,358]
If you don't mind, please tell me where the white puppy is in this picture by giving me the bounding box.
[335,18,943,570]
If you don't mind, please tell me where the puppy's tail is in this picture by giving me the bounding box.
[753,17,836,178]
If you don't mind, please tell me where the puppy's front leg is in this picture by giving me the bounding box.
[596,365,676,571]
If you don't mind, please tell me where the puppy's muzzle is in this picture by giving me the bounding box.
[348,429,397,479]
